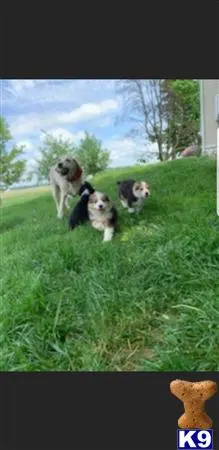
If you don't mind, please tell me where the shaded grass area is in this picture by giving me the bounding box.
[1,157,219,371]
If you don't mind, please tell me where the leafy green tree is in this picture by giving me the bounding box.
[0,116,26,189]
[34,131,76,182]
[162,80,200,158]
[75,132,110,175]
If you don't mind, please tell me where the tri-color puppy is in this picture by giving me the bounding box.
[117,179,150,213]
[88,191,118,242]
[69,181,95,230]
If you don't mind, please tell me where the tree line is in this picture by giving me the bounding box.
[0,79,200,189]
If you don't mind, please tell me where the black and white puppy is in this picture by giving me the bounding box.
[69,181,95,230]
[88,191,118,242]
[117,179,150,213]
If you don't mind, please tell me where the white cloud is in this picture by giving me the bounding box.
[9,79,49,94]
[59,99,117,124]
[105,138,158,167]
[10,99,119,136]
[17,139,34,151]
[10,80,36,93]
[42,128,85,143]
[93,116,114,128]
[104,138,142,166]
[26,157,38,168]
[6,80,117,107]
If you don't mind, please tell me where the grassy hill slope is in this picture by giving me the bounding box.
[1,157,218,371]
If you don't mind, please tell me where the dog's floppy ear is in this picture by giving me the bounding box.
[86,182,95,194]
[89,192,96,203]
[102,194,110,202]
[72,158,82,173]
[55,158,62,172]
[73,157,80,167]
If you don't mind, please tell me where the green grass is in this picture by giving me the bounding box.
[1,157,219,371]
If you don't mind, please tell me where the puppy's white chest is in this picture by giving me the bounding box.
[89,210,109,231]
[91,220,105,231]
[130,197,145,214]
[135,198,144,207]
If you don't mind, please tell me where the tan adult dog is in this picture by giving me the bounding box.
[49,156,83,219]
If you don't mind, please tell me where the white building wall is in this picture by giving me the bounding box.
[200,79,219,155]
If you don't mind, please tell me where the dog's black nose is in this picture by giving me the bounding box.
[58,162,63,168]
[145,192,148,197]
[98,204,104,209]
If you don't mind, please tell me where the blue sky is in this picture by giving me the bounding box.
[2,80,157,184]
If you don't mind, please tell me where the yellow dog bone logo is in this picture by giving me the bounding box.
[170,379,217,429]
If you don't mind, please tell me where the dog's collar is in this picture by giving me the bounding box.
[67,166,82,183]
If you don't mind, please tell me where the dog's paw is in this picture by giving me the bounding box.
[128,208,135,214]
[103,228,114,242]
[57,213,64,219]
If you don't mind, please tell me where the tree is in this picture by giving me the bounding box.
[0,116,26,189]
[116,79,201,162]
[116,80,167,161]
[34,131,76,183]
[75,132,110,175]
[161,79,183,160]
[162,80,200,159]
